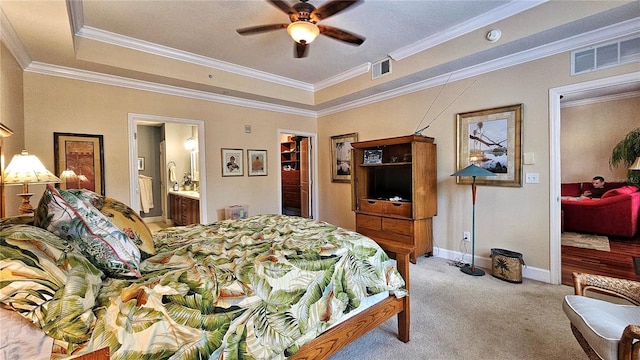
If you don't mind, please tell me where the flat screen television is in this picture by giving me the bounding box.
[369,165,412,201]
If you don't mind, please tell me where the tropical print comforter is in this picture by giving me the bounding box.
[1,215,405,360]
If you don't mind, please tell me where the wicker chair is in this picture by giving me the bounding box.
[562,272,640,360]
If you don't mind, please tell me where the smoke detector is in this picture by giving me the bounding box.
[486,29,502,42]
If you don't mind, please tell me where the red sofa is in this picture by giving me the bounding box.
[561,181,640,237]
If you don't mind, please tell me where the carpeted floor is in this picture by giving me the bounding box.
[329,257,585,360]
[561,231,610,251]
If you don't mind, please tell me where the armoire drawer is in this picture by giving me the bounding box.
[356,213,382,231]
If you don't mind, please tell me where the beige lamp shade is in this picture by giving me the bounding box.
[3,150,61,214]
[3,150,61,185]
[629,156,640,170]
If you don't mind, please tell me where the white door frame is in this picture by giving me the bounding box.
[277,129,318,219]
[548,72,639,284]
[128,113,208,223]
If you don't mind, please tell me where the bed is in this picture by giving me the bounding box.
[0,186,411,359]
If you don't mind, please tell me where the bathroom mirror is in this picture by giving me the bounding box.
[190,151,199,182]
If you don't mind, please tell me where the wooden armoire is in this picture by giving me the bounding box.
[351,134,437,263]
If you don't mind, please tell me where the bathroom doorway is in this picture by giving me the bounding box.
[128,114,207,224]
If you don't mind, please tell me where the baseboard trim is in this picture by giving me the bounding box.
[434,248,551,284]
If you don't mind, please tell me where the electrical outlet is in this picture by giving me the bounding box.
[463,231,471,242]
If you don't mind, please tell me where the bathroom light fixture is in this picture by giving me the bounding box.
[184,136,198,151]
[287,21,320,44]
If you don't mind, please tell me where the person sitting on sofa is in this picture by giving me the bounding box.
[580,176,606,199]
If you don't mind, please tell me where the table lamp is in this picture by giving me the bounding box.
[451,164,496,276]
[3,150,61,214]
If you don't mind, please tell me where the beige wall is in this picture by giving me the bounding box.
[318,53,638,271]
[16,72,316,221]
[1,42,25,214]
[561,96,640,183]
[3,41,638,275]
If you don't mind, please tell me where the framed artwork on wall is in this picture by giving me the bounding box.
[331,133,358,183]
[54,132,105,195]
[247,149,267,176]
[221,148,244,177]
[456,104,523,187]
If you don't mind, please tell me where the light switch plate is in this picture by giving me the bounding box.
[525,173,539,184]
[524,152,535,165]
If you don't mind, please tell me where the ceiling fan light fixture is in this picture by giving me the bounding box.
[287,21,319,44]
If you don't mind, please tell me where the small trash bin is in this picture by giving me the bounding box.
[225,205,249,220]
[490,248,525,283]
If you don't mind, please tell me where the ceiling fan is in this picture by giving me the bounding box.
[236,0,365,58]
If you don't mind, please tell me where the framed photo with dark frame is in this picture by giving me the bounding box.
[456,104,523,187]
[247,149,267,176]
[221,148,244,177]
[331,133,358,183]
[54,132,105,195]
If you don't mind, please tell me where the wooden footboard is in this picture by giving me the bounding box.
[292,240,413,359]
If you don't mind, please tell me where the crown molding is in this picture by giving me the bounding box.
[318,18,640,116]
[75,26,315,92]
[68,0,544,91]
[25,61,317,118]
[7,3,638,119]
[0,9,32,69]
[388,0,546,61]
[561,90,640,108]
[314,62,371,91]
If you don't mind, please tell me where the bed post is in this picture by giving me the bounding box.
[371,238,413,342]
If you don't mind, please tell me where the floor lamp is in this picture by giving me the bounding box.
[451,164,496,276]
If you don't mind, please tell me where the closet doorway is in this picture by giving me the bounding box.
[279,130,317,219]
[128,114,207,224]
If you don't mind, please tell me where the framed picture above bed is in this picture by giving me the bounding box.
[330,133,357,183]
[54,132,105,195]
[221,148,244,177]
[456,104,523,187]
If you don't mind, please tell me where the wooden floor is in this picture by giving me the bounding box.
[561,232,640,286]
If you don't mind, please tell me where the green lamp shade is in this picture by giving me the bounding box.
[451,164,497,177]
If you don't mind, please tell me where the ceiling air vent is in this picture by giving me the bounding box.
[572,35,640,75]
[372,58,392,80]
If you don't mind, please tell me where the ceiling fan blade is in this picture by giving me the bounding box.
[311,0,361,21]
[236,24,288,35]
[318,25,365,45]
[268,0,294,15]
[295,42,309,58]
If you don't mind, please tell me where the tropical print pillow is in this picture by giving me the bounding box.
[0,224,103,346]
[70,189,155,257]
[35,185,142,278]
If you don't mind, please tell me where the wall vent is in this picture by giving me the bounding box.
[372,58,392,79]
[572,35,640,75]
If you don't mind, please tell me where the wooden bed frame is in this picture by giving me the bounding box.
[292,239,413,359]
[77,240,413,360]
